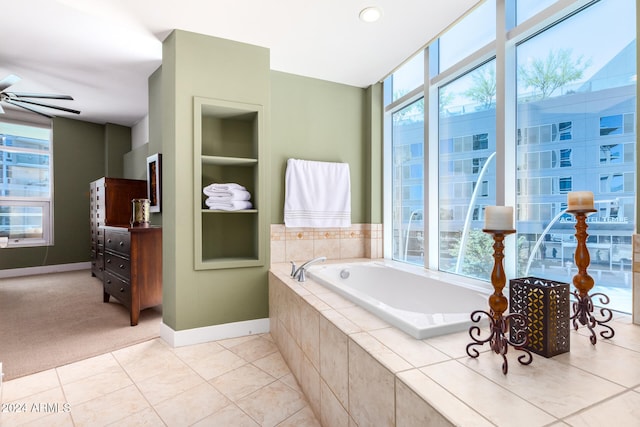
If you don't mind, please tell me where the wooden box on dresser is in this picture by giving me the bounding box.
[89,177,147,280]
[103,225,162,326]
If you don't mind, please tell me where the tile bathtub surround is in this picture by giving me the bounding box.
[269,262,640,427]
[270,224,383,263]
[0,334,321,427]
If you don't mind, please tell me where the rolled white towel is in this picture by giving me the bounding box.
[203,188,251,200]
[205,199,253,211]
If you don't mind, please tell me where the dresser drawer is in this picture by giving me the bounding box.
[104,252,131,280]
[105,229,131,255]
[104,271,131,307]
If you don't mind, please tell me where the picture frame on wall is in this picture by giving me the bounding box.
[147,153,162,213]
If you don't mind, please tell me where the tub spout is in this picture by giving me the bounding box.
[292,256,327,282]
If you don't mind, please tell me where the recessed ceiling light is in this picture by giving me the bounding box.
[359,6,382,23]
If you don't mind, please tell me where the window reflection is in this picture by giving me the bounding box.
[384,0,636,314]
[391,99,424,263]
[439,60,496,281]
[516,0,636,312]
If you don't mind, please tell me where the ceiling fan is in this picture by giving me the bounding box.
[0,74,80,119]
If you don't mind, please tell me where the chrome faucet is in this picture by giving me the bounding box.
[290,256,327,282]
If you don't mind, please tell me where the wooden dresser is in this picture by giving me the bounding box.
[103,225,162,326]
[89,177,147,280]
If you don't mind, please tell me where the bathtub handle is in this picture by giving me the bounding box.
[290,261,297,277]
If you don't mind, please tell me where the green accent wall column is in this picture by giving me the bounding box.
[366,83,383,224]
[161,30,270,331]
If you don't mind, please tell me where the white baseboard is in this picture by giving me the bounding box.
[0,262,91,279]
[160,318,271,348]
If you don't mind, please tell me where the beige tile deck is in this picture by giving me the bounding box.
[269,261,640,427]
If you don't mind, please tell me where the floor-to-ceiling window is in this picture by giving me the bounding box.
[515,0,636,312]
[386,52,425,263]
[384,0,636,313]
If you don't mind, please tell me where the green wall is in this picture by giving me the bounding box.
[0,118,105,269]
[123,144,149,181]
[105,123,132,177]
[0,117,134,271]
[366,83,383,224]
[269,71,369,223]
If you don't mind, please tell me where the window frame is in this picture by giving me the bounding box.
[383,0,636,287]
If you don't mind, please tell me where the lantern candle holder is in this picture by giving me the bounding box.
[466,228,533,374]
[509,277,571,358]
[567,208,615,344]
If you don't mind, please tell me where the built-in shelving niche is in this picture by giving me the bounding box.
[193,96,265,270]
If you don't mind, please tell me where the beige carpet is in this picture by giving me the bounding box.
[0,269,161,381]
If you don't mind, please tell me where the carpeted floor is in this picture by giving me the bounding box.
[0,269,161,381]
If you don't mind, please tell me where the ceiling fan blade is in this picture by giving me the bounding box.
[10,98,80,115]
[7,92,74,100]
[4,99,53,119]
[0,74,21,92]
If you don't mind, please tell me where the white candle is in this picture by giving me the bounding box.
[484,206,514,230]
[567,191,594,211]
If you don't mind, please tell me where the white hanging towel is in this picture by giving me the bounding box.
[284,158,351,228]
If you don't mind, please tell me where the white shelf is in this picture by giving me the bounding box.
[201,209,258,214]
[201,155,257,166]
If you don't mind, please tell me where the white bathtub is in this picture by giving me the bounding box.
[307,261,490,339]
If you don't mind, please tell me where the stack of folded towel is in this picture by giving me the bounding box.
[203,183,253,211]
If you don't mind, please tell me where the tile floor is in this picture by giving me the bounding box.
[0,334,321,427]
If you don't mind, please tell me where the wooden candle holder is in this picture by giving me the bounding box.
[466,229,532,374]
[567,209,615,344]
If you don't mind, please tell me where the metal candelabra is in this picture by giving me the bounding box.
[466,229,532,374]
[567,209,615,344]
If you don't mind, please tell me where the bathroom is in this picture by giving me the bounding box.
[1,1,639,425]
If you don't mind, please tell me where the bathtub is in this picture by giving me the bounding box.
[306,260,490,339]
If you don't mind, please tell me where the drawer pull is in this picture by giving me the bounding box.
[107,238,112,243]
[106,259,111,264]
[106,279,111,284]
[120,287,125,293]
[119,264,125,269]
[119,241,125,246]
